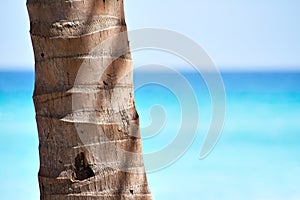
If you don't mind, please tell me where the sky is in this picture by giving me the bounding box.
[1,0,300,70]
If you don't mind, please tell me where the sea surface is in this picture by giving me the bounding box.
[0,69,300,200]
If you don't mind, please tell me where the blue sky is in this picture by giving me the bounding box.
[1,0,300,70]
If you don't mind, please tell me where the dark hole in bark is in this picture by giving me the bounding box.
[74,152,95,180]
[130,189,134,195]
[103,0,105,3]
[41,53,44,58]
[103,80,108,85]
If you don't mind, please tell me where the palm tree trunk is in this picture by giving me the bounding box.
[27,0,152,199]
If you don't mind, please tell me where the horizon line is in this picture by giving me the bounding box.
[1,65,300,73]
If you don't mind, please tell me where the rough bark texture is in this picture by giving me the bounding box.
[27,0,152,199]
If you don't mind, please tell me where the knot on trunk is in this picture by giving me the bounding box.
[74,152,95,181]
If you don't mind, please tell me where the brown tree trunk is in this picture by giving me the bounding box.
[27,0,152,199]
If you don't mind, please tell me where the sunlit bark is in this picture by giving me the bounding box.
[27,0,152,199]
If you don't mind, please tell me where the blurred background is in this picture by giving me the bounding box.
[1,0,300,199]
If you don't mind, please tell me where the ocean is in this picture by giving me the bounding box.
[0,70,300,200]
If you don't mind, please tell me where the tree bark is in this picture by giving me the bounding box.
[27,0,152,199]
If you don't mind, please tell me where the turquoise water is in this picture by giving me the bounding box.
[0,70,300,199]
